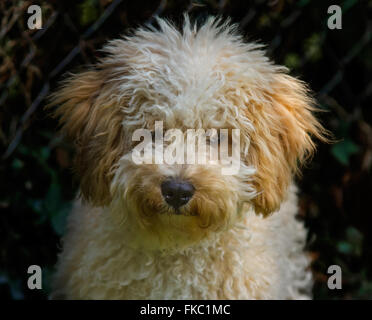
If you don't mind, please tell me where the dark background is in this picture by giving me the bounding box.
[0,0,371,300]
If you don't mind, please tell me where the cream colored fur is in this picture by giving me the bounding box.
[52,185,311,299]
[50,15,327,300]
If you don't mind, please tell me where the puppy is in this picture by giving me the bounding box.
[49,16,327,299]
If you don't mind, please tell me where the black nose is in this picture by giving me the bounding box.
[161,179,195,209]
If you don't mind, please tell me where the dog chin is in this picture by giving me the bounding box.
[108,192,240,251]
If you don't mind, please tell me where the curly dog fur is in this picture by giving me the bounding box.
[49,16,327,299]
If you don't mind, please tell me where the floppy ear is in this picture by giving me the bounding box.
[245,73,328,216]
[48,69,126,206]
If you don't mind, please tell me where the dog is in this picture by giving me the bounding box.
[49,16,327,299]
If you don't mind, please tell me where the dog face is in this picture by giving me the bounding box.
[50,17,326,249]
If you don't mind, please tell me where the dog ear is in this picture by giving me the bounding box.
[245,73,328,216]
[48,70,126,206]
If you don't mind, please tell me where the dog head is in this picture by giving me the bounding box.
[50,16,327,249]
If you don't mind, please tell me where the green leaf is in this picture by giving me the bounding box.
[44,182,62,214]
[346,226,364,257]
[39,147,51,161]
[41,267,54,296]
[80,0,100,26]
[297,0,310,7]
[50,203,70,236]
[346,226,363,243]
[342,0,358,12]
[28,198,43,215]
[337,227,364,257]
[42,179,72,235]
[11,158,24,170]
[284,53,301,70]
[0,275,24,300]
[337,241,353,255]
[303,33,323,62]
[331,139,359,165]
